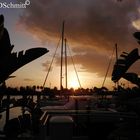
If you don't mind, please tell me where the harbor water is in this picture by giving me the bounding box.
[0,95,37,131]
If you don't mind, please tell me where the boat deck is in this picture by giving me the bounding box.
[0,109,138,140]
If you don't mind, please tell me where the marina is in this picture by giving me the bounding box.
[0,87,139,140]
[1,1,140,139]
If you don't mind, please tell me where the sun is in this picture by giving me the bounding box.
[69,79,79,89]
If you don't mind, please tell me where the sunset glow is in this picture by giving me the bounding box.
[1,2,140,139]
[69,79,80,89]
[1,0,140,90]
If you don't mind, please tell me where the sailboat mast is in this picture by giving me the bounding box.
[60,21,65,90]
[115,43,118,62]
[65,38,68,89]
[115,43,119,89]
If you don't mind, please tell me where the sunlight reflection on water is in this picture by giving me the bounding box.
[0,107,23,131]
[0,95,36,131]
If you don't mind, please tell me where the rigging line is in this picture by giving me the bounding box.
[67,43,82,89]
[101,47,116,88]
[42,38,61,89]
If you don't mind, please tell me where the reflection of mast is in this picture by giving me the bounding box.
[60,21,65,90]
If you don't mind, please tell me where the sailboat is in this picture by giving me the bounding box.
[42,21,81,92]
[39,21,81,109]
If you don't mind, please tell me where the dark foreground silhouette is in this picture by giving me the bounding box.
[0,14,49,84]
[0,14,48,139]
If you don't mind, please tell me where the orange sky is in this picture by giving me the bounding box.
[1,0,140,90]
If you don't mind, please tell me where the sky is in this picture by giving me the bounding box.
[0,0,140,89]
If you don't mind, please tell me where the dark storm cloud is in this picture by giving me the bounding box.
[19,0,140,76]
[54,49,114,76]
[74,52,111,76]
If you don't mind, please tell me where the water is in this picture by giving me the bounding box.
[0,107,23,131]
[0,95,37,131]
[0,95,112,131]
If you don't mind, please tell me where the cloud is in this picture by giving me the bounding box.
[19,0,140,76]
[24,78,34,81]
[133,19,140,30]
[54,49,113,77]
[42,60,53,72]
